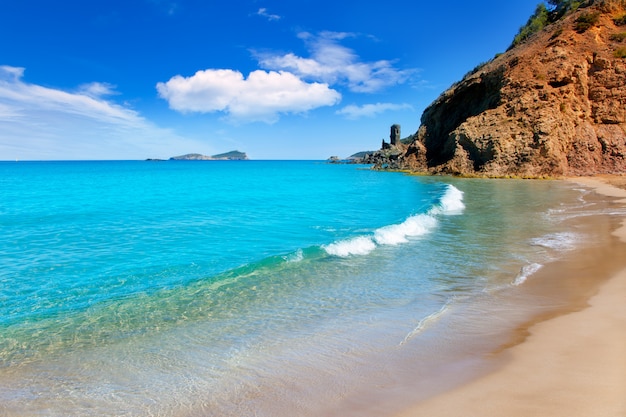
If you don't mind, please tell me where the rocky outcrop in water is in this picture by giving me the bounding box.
[397,0,626,177]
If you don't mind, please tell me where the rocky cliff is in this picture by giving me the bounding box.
[398,0,626,177]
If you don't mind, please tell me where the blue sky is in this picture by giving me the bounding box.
[1,0,541,160]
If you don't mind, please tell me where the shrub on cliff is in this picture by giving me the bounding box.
[510,4,550,49]
[609,32,626,41]
[548,0,582,19]
[509,0,587,49]
[575,11,601,32]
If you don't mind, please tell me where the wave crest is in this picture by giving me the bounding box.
[322,236,377,257]
[429,184,465,215]
[323,184,465,257]
[374,214,438,245]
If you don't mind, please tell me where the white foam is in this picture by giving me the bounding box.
[325,214,439,257]
[283,249,304,263]
[399,300,452,346]
[530,232,579,252]
[374,214,438,245]
[323,184,465,258]
[430,185,465,215]
[512,263,543,286]
[322,236,376,257]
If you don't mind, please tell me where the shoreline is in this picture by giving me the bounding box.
[394,175,626,417]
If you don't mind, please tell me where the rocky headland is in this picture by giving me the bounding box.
[372,0,626,177]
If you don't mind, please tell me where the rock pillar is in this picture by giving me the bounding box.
[390,124,400,146]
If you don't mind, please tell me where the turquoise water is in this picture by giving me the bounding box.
[0,161,603,416]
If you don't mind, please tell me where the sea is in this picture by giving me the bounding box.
[0,160,619,416]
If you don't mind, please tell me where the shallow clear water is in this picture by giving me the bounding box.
[0,161,609,416]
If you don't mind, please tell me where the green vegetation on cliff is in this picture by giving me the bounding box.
[510,0,584,49]
[574,10,601,31]
[510,4,550,49]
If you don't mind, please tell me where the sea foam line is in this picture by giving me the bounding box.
[512,262,543,286]
[323,185,465,258]
[399,300,453,346]
[530,232,580,252]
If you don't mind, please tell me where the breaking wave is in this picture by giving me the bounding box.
[323,185,465,257]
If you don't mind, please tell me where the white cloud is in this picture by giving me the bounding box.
[78,82,119,98]
[336,102,413,119]
[0,65,205,160]
[0,65,25,81]
[257,31,415,93]
[0,102,20,119]
[156,69,341,123]
[256,7,281,21]
[0,67,141,126]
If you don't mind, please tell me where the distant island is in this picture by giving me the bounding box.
[168,151,249,161]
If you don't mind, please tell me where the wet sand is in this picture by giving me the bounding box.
[395,176,626,417]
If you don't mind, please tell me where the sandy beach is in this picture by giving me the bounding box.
[396,176,626,417]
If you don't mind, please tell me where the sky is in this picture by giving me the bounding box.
[0,0,543,160]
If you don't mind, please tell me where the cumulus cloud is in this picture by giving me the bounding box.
[156,31,416,123]
[0,65,203,159]
[336,102,413,119]
[156,69,341,123]
[257,31,415,93]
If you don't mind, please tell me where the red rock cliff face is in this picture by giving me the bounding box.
[402,0,626,177]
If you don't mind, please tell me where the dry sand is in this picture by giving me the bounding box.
[395,176,626,417]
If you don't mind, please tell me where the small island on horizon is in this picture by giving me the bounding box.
[147,150,249,161]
